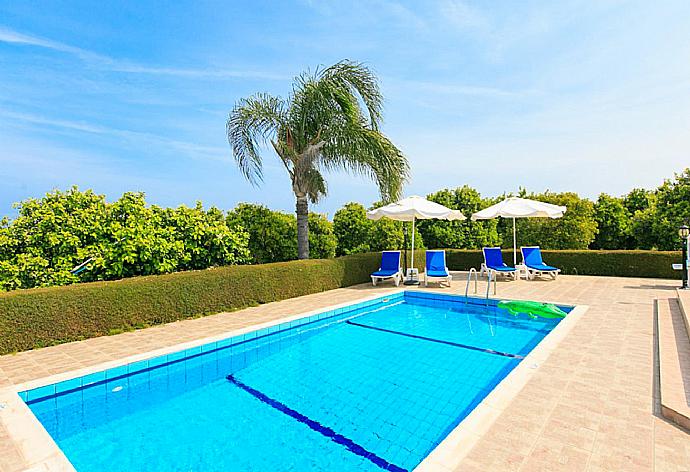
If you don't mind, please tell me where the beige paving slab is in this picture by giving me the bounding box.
[0,274,688,471]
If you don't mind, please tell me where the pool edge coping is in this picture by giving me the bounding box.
[412,302,589,472]
[0,286,583,472]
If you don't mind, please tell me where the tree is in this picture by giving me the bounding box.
[502,191,598,249]
[591,193,632,249]
[369,218,407,251]
[227,60,409,259]
[159,203,249,271]
[227,203,336,262]
[227,203,298,263]
[630,169,690,250]
[623,188,653,215]
[0,187,108,289]
[0,188,250,291]
[332,201,409,255]
[307,213,337,259]
[417,186,500,249]
[333,202,372,255]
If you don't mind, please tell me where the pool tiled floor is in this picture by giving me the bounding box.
[1,274,689,471]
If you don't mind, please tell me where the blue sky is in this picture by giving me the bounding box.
[1,0,689,218]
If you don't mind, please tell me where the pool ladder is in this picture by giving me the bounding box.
[465,268,478,299]
[465,268,496,307]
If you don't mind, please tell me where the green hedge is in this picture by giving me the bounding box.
[0,252,381,354]
[438,249,682,279]
[0,249,682,354]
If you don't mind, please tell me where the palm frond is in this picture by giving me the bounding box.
[227,93,287,185]
[318,60,383,129]
[288,60,382,153]
[322,125,408,202]
[227,60,408,205]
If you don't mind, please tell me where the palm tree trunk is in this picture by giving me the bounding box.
[295,195,309,259]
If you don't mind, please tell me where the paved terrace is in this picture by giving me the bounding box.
[1,274,689,471]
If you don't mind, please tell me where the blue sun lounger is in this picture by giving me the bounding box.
[521,246,560,279]
[481,247,517,280]
[424,250,452,287]
[370,250,403,286]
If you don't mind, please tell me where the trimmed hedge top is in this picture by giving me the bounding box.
[441,249,682,279]
[0,252,381,354]
[0,249,681,354]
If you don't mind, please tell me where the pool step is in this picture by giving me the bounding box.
[656,297,690,430]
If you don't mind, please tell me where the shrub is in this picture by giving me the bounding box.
[417,186,500,249]
[0,249,682,354]
[499,192,598,249]
[308,213,337,259]
[630,169,690,250]
[333,202,373,255]
[227,203,336,261]
[332,202,406,255]
[0,188,250,291]
[440,249,681,279]
[370,218,408,251]
[227,203,298,263]
[591,193,632,250]
[0,252,381,354]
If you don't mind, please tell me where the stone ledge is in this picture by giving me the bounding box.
[657,297,690,430]
[676,288,690,342]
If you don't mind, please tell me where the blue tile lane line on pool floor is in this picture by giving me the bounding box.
[344,320,525,359]
[226,374,407,472]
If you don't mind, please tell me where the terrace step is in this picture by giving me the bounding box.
[656,297,690,430]
[677,288,690,341]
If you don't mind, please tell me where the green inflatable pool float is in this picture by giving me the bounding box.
[498,300,567,319]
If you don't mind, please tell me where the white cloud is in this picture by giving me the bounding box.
[108,63,288,81]
[0,26,287,81]
[0,110,229,162]
[0,27,111,63]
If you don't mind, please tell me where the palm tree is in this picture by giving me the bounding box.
[227,60,409,259]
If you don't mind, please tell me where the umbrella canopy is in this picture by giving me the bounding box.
[367,196,465,282]
[367,195,466,221]
[471,197,566,265]
[471,197,566,220]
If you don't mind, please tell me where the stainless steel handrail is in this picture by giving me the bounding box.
[485,270,497,306]
[464,268,478,303]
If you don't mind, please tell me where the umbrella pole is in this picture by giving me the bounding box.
[411,216,415,273]
[402,224,408,273]
[513,217,517,266]
[403,217,419,285]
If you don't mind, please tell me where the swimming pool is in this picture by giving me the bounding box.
[20,291,571,471]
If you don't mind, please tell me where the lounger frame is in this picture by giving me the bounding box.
[521,246,560,280]
[370,251,403,287]
[480,247,517,281]
[423,250,452,287]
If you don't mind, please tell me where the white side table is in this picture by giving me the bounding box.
[515,264,530,280]
[406,267,419,282]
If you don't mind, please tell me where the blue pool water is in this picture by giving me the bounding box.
[21,291,569,471]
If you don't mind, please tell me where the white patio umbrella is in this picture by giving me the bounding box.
[367,195,465,282]
[471,197,566,266]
